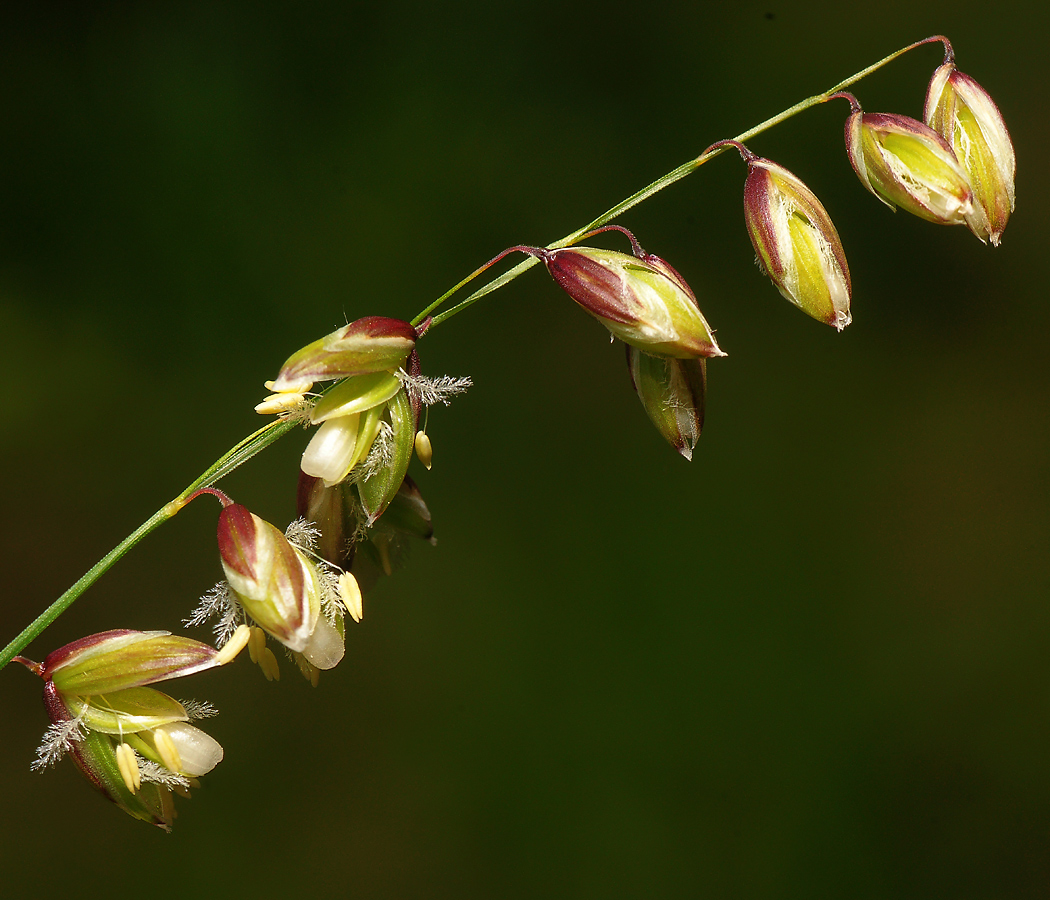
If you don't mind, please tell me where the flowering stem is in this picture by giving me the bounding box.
[2,35,948,671]
[410,35,950,330]
[0,418,297,671]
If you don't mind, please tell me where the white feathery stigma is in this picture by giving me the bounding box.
[179,699,219,720]
[31,713,88,771]
[397,371,473,407]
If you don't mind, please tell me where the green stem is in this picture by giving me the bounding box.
[410,35,946,329]
[1,35,948,672]
[0,418,297,670]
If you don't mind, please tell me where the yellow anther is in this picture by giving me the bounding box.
[265,377,313,393]
[247,625,267,665]
[115,743,141,794]
[215,624,252,666]
[414,430,433,470]
[339,571,364,623]
[260,646,281,682]
[255,392,307,415]
[154,727,184,774]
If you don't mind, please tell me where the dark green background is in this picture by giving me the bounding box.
[2,3,1047,897]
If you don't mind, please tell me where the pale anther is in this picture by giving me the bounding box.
[260,647,281,682]
[247,625,267,665]
[115,743,141,794]
[339,571,364,623]
[414,430,434,470]
[215,624,252,666]
[255,392,307,415]
[154,727,184,774]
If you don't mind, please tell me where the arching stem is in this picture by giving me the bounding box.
[2,35,953,671]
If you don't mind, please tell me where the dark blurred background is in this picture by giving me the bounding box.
[2,2,1047,897]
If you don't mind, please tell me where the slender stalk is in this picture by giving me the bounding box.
[0,418,297,670]
[2,36,947,671]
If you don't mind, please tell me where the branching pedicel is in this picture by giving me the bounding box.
[2,36,1016,829]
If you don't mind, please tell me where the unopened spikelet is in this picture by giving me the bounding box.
[523,227,724,359]
[924,59,1015,244]
[833,91,974,226]
[737,149,852,330]
[626,346,706,460]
